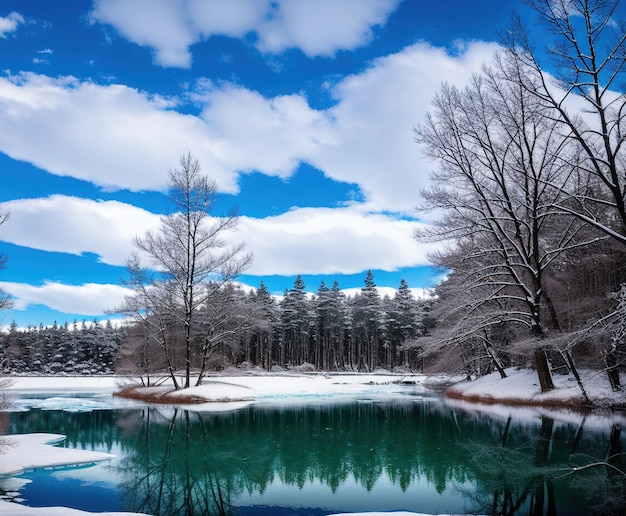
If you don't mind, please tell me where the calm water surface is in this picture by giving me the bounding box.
[3,390,626,515]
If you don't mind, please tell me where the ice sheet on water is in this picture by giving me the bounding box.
[8,394,144,413]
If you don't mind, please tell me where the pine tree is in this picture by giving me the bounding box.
[280,276,310,367]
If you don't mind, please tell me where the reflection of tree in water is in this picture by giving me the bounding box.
[116,408,240,515]
[8,408,121,452]
[563,424,625,516]
[461,412,626,516]
[113,401,484,514]
[8,401,625,514]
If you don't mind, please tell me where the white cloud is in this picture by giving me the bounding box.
[314,41,500,213]
[238,207,440,276]
[0,42,496,213]
[0,195,160,266]
[188,0,271,41]
[90,0,400,67]
[0,72,238,193]
[91,0,199,68]
[255,0,401,57]
[0,280,131,315]
[0,43,495,216]
[195,41,499,213]
[196,83,332,178]
[341,286,434,300]
[0,197,439,276]
[0,12,24,38]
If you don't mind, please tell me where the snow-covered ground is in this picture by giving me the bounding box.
[0,433,114,477]
[1,369,624,515]
[0,502,438,516]
[446,367,626,409]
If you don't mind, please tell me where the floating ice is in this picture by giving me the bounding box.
[8,394,145,413]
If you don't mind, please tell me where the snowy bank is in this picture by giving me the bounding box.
[445,367,626,409]
[0,433,114,476]
[114,372,427,410]
[3,376,122,392]
[0,501,146,516]
[0,503,430,516]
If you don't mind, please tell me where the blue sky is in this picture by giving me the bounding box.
[0,0,527,328]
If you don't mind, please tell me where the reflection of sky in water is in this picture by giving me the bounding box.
[1,441,125,510]
[50,444,124,486]
[8,462,473,514]
[237,472,472,514]
[11,465,124,512]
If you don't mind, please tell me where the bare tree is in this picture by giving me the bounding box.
[502,0,626,386]
[415,54,600,391]
[116,154,252,389]
[506,0,626,244]
[0,209,13,315]
[0,209,13,447]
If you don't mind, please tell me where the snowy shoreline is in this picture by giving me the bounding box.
[444,367,626,411]
[4,367,624,411]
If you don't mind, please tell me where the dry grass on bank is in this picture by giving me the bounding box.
[114,385,211,405]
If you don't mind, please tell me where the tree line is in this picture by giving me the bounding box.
[118,272,432,384]
[0,274,431,379]
[0,320,123,375]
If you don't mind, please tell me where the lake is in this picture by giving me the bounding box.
[2,387,625,515]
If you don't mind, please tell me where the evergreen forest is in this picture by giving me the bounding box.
[0,274,431,377]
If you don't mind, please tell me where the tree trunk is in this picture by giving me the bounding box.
[534,348,554,392]
[564,350,590,405]
[484,340,507,379]
[604,346,621,390]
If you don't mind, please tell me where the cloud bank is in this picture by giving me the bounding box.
[90,0,402,67]
[0,196,436,275]
[0,41,498,212]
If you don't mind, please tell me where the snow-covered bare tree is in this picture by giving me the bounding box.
[0,209,13,316]
[0,209,13,445]
[415,54,600,391]
[503,0,626,387]
[116,154,252,389]
[505,0,626,244]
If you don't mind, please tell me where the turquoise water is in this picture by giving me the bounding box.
[3,393,625,515]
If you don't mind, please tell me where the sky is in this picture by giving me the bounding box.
[0,0,531,328]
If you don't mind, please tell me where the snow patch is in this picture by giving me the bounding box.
[0,433,114,477]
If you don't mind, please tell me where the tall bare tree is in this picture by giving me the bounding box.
[503,0,626,387]
[117,154,252,389]
[506,0,626,244]
[0,209,12,315]
[415,54,599,391]
[0,209,13,443]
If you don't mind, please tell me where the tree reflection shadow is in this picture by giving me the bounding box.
[116,408,239,515]
[461,413,625,515]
